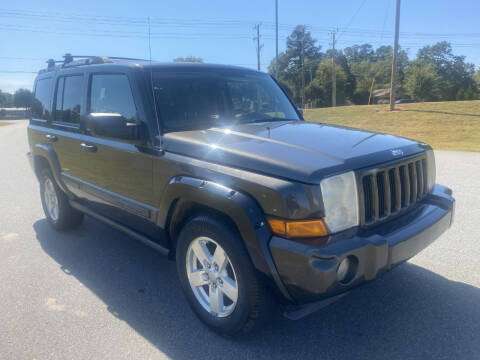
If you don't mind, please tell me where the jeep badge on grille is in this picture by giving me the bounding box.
[391,149,404,156]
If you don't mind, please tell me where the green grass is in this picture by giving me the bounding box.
[304,100,480,152]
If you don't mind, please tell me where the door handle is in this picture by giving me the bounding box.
[80,142,97,153]
[45,134,58,143]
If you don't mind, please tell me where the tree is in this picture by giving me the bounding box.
[173,56,203,63]
[417,41,475,100]
[404,62,440,102]
[268,25,323,104]
[0,91,6,107]
[474,69,480,98]
[13,89,33,108]
[346,45,408,104]
[305,60,347,107]
[0,90,13,107]
[267,32,477,107]
[456,86,476,100]
[344,44,375,63]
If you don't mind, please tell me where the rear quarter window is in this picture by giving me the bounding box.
[54,75,83,126]
[31,78,53,121]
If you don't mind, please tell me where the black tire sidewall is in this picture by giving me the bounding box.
[176,216,254,335]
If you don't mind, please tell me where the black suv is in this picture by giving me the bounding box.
[27,55,455,335]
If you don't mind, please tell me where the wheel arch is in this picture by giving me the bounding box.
[31,144,70,195]
[158,176,293,302]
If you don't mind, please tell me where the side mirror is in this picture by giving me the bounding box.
[87,113,139,142]
[297,107,304,118]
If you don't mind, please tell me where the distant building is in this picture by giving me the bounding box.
[372,87,405,104]
[372,88,390,104]
[0,108,28,120]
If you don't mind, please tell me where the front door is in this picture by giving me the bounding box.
[72,72,158,239]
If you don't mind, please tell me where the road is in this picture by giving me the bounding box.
[1,121,479,360]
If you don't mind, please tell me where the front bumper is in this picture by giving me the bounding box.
[269,184,455,304]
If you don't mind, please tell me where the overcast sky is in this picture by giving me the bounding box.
[1,0,479,93]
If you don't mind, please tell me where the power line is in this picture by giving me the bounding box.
[0,70,37,73]
[0,56,45,60]
[379,0,391,45]
[1,8,479,39]
[336,0,368,42]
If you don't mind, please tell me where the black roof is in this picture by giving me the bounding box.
[38,54,258,74]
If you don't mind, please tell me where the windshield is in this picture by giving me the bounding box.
[152,69,300,132]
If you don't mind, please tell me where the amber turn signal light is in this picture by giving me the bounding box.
[267,218,329,238]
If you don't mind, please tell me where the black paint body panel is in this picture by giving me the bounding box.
[27,60,454,306]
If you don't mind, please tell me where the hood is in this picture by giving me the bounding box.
[162,121,428,184]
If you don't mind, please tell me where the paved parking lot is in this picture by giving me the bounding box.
[1,121,479,360]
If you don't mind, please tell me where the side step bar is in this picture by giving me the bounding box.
[69,200,170,256]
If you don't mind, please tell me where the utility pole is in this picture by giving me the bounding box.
[253,24,263,71]
[390,0,401,111]
[275,0,279,78]
[330,29,337,107]
[301,26,305,108]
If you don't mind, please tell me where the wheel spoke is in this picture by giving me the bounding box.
[212,246,227,272]
[209,285,223,315]
[190,240,212,264]
[220,275,238,301]
[188,270,208,287]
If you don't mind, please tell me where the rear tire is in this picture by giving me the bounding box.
[39,168,83,231]
[176,215,273,336]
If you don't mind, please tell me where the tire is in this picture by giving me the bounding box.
[39,167,84,231]
[176,215,273,336]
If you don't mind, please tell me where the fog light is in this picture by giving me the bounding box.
[336,258,351,282]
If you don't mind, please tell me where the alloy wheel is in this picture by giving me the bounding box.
[186,236,238,317]
[43,177,59,221]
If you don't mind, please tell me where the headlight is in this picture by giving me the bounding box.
[426,150,436,192]
[320,171,359,233]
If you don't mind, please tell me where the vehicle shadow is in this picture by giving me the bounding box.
[34,217,480,360]
[404,109,480,118]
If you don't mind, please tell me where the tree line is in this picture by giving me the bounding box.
[268,25,480,107]
[0,89,33,108]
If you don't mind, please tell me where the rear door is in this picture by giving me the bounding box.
[73,71,158,238]
[48,73,87,193]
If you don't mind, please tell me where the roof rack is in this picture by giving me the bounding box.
[39,54,148,74]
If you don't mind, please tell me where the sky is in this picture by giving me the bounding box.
[1,0,479,93]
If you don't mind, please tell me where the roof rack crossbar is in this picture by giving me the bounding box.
[71,55,148,61]
[39,54,148,74]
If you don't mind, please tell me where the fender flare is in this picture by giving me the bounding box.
[158,176,293,302]
[32,143,71,196]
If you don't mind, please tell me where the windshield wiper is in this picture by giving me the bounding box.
[237,117,297,124]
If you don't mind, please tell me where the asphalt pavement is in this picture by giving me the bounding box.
[1,120,479,360]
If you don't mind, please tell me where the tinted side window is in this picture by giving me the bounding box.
[31,78,52,120]
[89,74,136,122]
[55,75,83,125]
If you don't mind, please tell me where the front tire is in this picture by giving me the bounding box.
[39,168,83,231]
[176,215,272,336]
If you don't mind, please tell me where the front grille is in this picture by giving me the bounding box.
[360,155,428,225]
